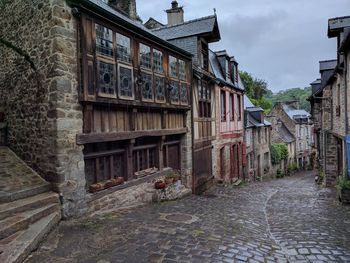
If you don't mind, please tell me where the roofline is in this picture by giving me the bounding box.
[152,14,217,32]
[328,16,350,38]
[70,0,193,59]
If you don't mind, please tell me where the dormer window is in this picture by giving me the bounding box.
[199,41,209,71]
[225,60,230,80]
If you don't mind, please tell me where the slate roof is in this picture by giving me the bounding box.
[328,16,350,37]
[209,50,244,91]
[282,104,311,120]
[276,122,295,143]
[244,96,270,128]
[152,15,220,42]
[319,60,337,72]
[72,0,192,58]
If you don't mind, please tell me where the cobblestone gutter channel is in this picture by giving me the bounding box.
[25,171,350,263]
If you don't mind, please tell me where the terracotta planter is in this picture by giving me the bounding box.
[89,183,104,193]
[116,177,124,185]
[105,179,117,188]
[338,189,350,203]
[155,181,166,189]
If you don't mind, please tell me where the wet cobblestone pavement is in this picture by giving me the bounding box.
[26,171,350,263]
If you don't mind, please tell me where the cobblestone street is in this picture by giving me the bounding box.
[26,171,350,263]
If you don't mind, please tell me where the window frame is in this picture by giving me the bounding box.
[220,90,226,122]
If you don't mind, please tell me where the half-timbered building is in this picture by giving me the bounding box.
[210,50,245,183]
[147,1,221,193]
[0,0,194,219]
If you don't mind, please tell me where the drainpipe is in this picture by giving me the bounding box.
[344,52,349,177]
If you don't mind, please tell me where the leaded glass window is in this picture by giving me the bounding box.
[141,73,153,100]
[98,62,115,95]
[95,24,113,57]
[170,81,179,103]
[169,56,178,78]
[140,43,151,69]
[180,83,188,104]
[155,76,165,101]
[179,60,186,81]
[153,49,163,73]
[116,33,131,63]
[118,66,133,97]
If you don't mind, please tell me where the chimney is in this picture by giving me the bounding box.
[166,1,184,26]
[108,0,141,22]
[285,99,299,109]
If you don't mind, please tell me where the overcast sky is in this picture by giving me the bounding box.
[137,0,350,93]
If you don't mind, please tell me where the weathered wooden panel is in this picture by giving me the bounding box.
[193,144,213,194]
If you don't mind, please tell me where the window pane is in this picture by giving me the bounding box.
[155,76,165,101]
[169,56,178,78]
[179,60,186,80]
[119,66,133,97]
[116,33,131,63]
[170,81,179,103]
[229,94,234,120]
[95,24,113,57]
[98,62,115,95]
[221,91,226,121]
[140,43,151,69]
[153,49,164,73]
[180,83,188,104]
[141,73,153,100]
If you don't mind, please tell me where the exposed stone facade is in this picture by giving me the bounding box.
[270,102,313,169]
[0,0,86,217]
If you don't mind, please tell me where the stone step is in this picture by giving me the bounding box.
[0,212,60,263]
[0,183,51,204]
[0,192,60,221]
[0,203,59,240]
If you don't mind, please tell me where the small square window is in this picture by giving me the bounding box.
[180,83,188,104]
[116,33,131,63]
[141,73,153,100]
[179,60,186,81]
[153,49,164,74]
[98,61,115,95]
[140,43,151,69]
[118,65,133,98]
[169,56,178,78]
[155,76,166,102]
[95,24,113,57]
[170,81,179,103]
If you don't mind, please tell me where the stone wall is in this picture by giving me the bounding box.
[0,0,86,217]
[181,112,193,189]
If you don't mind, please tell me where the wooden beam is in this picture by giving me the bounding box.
[76,128,188,145]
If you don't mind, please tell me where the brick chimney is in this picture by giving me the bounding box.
[108,0,140,21]
[166,1,184,26]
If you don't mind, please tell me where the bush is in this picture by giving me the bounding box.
[271,143,288,165]
[287,162,298,172]
[276,169,285,178]
[336,176,350,190]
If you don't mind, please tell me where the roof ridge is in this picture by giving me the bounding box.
[152,14,216,31]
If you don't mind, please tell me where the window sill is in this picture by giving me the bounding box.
[86,168,172,203]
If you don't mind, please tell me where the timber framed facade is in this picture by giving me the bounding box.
[75,1,193,192]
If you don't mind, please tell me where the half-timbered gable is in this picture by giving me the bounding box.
[73,0,193,191]
[151,2,221,193]
[210,50,245,183]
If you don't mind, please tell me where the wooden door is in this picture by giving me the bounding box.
[193,143,213,194]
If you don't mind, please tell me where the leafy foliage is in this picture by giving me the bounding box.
[265,87,312,112]
[270,143,288,165]
[239,71,312,113]
[336,176,350,190]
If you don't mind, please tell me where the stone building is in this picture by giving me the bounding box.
[0,0,194,220]
[267,115,296,169]
[309,16,350,186]
[210,50,245,183]
[270,101,313,169]
[147,1,221,193]
[244,96,272,181]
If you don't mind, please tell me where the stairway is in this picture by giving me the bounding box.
[0,147,61,263]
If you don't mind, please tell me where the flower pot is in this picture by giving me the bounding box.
[89,183,104,193]
[116,177,125,185]
[155,181,166,189]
